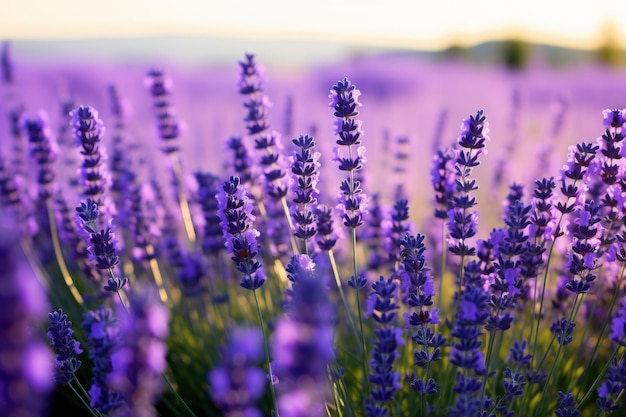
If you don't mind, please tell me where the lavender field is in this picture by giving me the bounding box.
[1,40,625,417]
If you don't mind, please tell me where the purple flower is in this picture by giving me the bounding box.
[431,147,457,220]
[555,391,581,417]
[550,316,576,346]
[123,181,163,266]
[448,283,490,417]
[82,306,125,413]
[109,283,169,417]
[47,308,83,385]
[195,171,225,257]
[290,134,320,249]
[24,111,58,200]
[364,193,386,271]
[272,266,333,417]
[602,108,626,128]
[217,176,265,290]
[1,41,13,85]
[596,356,626,413]
[314,204,338,251]
[563,200,603,295]
[0,152,30,231]
[400,233,445,397]
[330,77,368,231]
[0,229,53,415]
[385,199,414,267]
[177,250,207,297]
[366,276,402,416]
[556,142,598,214]
[285,253,316,284]
[145,68,182,154]
[238,54,289,200]
[227,136,254,186]
[610,295,626,346]
[107,84,135,208]
[447,110,489,260]
[209,327,265,417]
[71,105,113,216]
[76,198,128,293]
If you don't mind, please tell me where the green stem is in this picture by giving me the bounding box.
[280,196,301,255]
[575,263,625,398]
[161,371,198,417]
[327,249,360,347]
[576,348,621,409]
[350,227,370,397]
[534,294,581,417]
[46,200,85,307]
[68,378,102,417]
[169,152,197,244]
[253,288,281,417]
[437,220,448,313]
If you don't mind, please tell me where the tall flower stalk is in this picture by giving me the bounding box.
[76,199,129,306]
[447,110,489,290]
[25,111,85,305]
[217,175,279,416]
[145,68,197,243]
[289,134,320,255]
[238,54,294,257]
[329,77,370,394]
[273,255,334,417]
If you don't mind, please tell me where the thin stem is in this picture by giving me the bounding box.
[161,371,199,417]
[146,244,169,304]
[280,196,300,255]
[437,219,447,313]
[169,152,197,244]
[68,379,102,417]
[534,294,581,417]
[349,227,370,402]
[252,288,281,417]
[575,264,625,398]
[576,348,621,409]
[46,200,85,306]
[327,249,360,346]
[116,290,130,313]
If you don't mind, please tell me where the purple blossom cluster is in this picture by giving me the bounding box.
[217,175,265,290]
[0,229,52,416]
[209,327,266,417]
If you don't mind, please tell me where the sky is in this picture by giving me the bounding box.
[2,0,625,51]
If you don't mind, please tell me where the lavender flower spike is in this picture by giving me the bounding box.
[47,308,83,385]
[272,258,333,417]
[330,77,368,231]
[209,327,266,417]
[0,228,53,416]
[290,134,321,252]
[24,111,58,201]
[76,198,128,293]
[365,276,402,416]
[71,105,114,217]
[82,306,125,413]
[109,283,169,417]
[217,176,265,290]
[145,68,182,155]
[447,110,489,262]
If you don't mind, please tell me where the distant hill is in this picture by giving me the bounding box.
[4,36,623,69]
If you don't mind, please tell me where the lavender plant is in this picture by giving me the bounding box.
[4,46,626,417]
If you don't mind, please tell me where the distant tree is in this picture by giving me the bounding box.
[595,21,624,66]
[500,38,530,70]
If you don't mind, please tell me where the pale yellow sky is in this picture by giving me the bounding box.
[2,0,625,50]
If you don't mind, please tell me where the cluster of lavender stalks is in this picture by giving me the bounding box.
[0,45,625,417]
